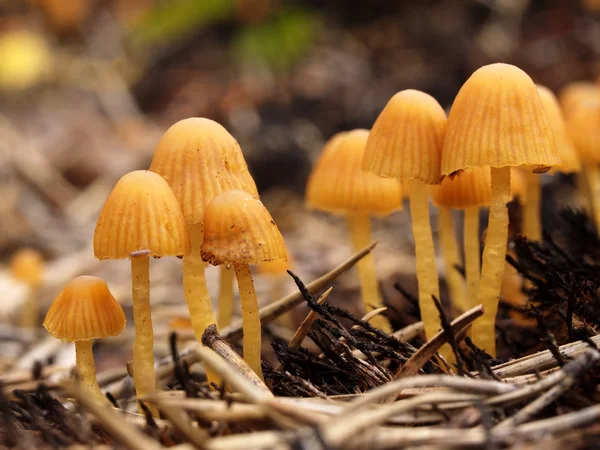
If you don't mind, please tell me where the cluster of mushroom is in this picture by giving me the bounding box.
[307,63,568,357]
[43,118,287,413]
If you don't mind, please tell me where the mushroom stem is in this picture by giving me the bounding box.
[217,265,235,328]
[346,213,390,332]
[20,287,38,328]
[473,166,511,356]
[234,263,264,380]
[130,255,157,416]
[438,206,466,312]
[185,222,220,387]
[75,340,107,405]
[585,165,600,233]
[463,206,480,311]
[408,179,441,341]
[523,171,542,241]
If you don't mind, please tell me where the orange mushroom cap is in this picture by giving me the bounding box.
[536,86,580,174]
[149,118,258,225]
[430,168,492,209]
[363,89,446,185]
[10,248,44,286]
[43,275,126,342]
[201,190,287,266]
[567,99,600,163]
[306,129,402,216]
[442,63,559,175]
[257,257,290,275]
[558,81,600,119]
[94,170,189,260]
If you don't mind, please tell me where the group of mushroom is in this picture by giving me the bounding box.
[40,62,600,411]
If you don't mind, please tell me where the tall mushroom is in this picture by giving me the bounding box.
[431,168,492,312]
[442,63,559,356]
[94,170,188,414]
[363,90,446,342]
[43,276,125,404]
[307,130,401,332]
[149,118,258,332]
[10,248,44,328]
[202,190,287,379]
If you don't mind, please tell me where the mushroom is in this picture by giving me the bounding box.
[442,63,559,356]
[149,118,258,332]
[567,98,600,231]
[307,130,401,332]
[202,190,287,379]
[10,248,43,328]
[363,90,446,342]
[43,275,125,404]
[558,81,600,120]
[431,168,492,313]
[257,256,292,327]
[94,170,188,414]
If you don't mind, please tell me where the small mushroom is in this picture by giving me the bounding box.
[558,81,600,120]
[11,248,44,328]
[257,256,293,327]
[442,63,559,356]
[43,276,125,404]
[94,170,188,414]
[363,90,446,343]
[307,129,401,332]
[202,190,287,379]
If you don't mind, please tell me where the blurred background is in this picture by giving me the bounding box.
[0,0,599,367]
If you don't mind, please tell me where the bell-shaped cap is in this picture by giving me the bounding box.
[94,170,189,260]
[43,276,126,342]
[430,168,492,209]
[364,90,446,185]
[10,248,43,286]
[442,63,560,176]
[202,190,287,266]
[536,86,579,174]
[558,81,600,119]
[307,129,402,216]
[567,99,600,163]
[149,118,258,225]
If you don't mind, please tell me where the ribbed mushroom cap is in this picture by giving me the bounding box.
[43,276,126,342]
[430,168,492,209]
[202,190,287,266]
[363,90,446,184]
[558,81,600,119]
[10,248,43,286]
[442,63,559,176]
[94,170,189,260]
[536,86,580,174]
[149,118,258,225]
[306,129,402,216]
[567,99,600,163]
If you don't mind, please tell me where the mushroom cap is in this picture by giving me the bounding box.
[430,168,492,209]
[363,90,446,184]
[306,129,402,216]
[94,170,189,260]
[201,190,287,266]
[149,118,258,225]
[10,248,43,285]
[257,257,290,275]
[441,63,559,176]
[43,276,126,342]
[536,86,580,174]
[567,99,600,163]
[558,81,600,119]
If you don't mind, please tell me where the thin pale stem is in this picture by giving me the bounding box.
[586,164,600,234]
[473,166,511,357]
[235,264,264,380]
[75,340,107,405]
[217,265,235,328]
[346,213,390,332]
[438,207,466,312]
[463,206,480,311]
[523,171,542,242]
[408,179,441,341]
[131,255,158,416]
